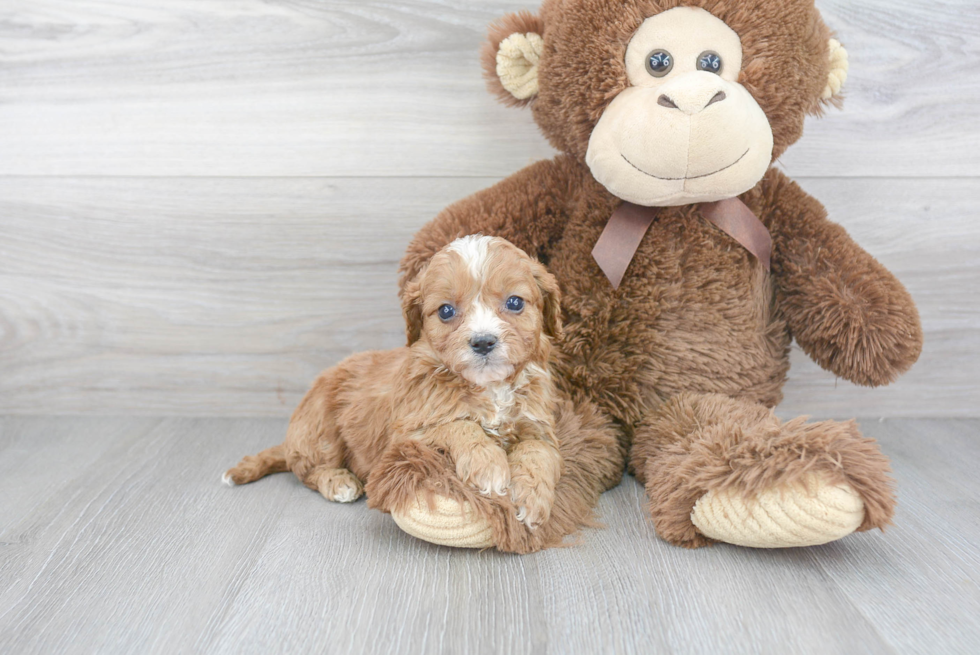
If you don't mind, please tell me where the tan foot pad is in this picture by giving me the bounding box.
[690,473,865,548]
[391,493,495,549]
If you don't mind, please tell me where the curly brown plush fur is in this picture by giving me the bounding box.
[367,398,622,553]
[630,393,896,548]
[391,0,920,550]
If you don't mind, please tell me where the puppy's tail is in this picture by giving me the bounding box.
[222,444,289,486]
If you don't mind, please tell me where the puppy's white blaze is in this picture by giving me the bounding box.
[467,301,506,337]
[463,302,511,385]
[447,234,494,281]
[221,472,234,486]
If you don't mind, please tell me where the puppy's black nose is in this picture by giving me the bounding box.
[470,334,497,356]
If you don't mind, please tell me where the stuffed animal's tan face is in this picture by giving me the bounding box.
[482,0,848,207]
[584,7,774,206]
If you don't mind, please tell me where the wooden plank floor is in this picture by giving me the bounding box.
[1,417,977,654]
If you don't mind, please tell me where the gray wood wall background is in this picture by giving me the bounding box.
[1,0,977,418]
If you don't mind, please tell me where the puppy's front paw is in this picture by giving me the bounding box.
[510,477,554,530]
[454,444,510,497]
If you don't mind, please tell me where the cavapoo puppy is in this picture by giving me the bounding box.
[224,235,564,528]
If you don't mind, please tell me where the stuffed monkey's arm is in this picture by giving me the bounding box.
[762,169,922,387]
[399,156,576,292]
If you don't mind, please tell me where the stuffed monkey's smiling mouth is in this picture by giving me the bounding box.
[621,148,750,181]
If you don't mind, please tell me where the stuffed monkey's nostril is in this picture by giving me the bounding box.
[706,90,727,107]
[659,90,726,114]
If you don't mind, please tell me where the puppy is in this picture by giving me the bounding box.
[224,235,564,528]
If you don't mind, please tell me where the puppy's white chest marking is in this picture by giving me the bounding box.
[482,382,517,429]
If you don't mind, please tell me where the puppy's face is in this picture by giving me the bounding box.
[403,236,561,386]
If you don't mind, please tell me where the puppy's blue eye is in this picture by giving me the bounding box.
[505,296,525,312]
[438,304,456,321]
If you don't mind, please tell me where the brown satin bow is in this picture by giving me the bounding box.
[591,197,772,289]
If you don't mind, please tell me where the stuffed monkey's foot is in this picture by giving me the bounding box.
[391,493,494,549]
[367,399,623,553]
[690,473,864,548]
[365,438,498,549]
[631,393,895,549]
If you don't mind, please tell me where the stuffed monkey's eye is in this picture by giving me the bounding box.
[697,51,723,74]
[505,296,525,312]
[438,304,456,321]
[645,50,673,77]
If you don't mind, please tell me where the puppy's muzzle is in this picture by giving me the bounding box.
[469,334,498,356]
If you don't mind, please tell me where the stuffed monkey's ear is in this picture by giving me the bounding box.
[481,11,545,107]
[820,38,849,105]
[401,273,425,346]
[532,260,563,340]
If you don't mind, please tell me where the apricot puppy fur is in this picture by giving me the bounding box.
[224,235,564,529]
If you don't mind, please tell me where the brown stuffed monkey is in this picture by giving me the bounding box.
[366,0,922,552]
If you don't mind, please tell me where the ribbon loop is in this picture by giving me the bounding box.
[699,197,771,272]
[590,202,657,289]
[591,198,771,289]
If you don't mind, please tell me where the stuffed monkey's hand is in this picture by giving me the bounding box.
[783,258,922,387]
[766,170,923,386]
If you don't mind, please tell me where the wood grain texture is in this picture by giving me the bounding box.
[0,417,977,654]
[0,0,978,177]
[1,176,975,417]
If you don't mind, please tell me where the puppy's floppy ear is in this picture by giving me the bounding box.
[531,260,562,340]
[401,271,425,346]
[482,10,545,107]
